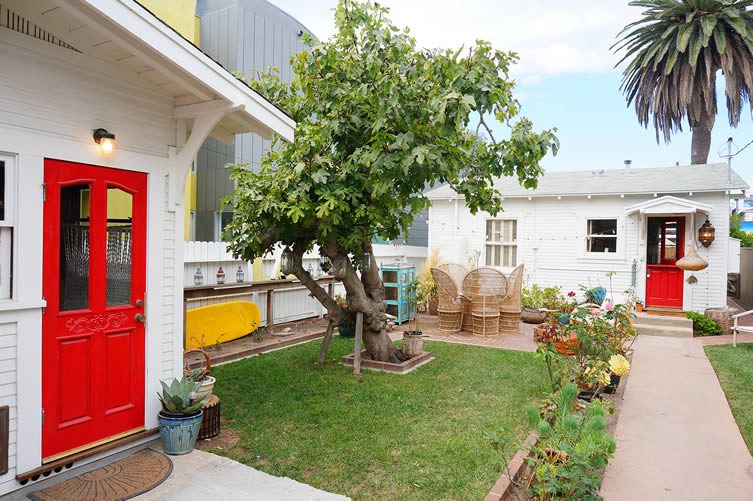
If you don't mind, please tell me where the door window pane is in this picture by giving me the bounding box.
[106,188,133,306]
[663,222,678,260]
[60,184,90,311]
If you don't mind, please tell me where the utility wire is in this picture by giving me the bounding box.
[718,138,753,158]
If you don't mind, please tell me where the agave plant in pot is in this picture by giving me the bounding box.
[157,377,207,455]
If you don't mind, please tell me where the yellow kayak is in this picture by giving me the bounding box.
[185,301,262,349]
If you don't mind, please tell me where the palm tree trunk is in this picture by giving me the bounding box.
[690,115,713,165]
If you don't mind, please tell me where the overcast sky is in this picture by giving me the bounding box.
[270,1,753,185]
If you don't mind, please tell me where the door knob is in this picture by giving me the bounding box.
[646,274,651,278]
[134,313,146,323]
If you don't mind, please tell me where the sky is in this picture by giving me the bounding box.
[270,0,753,187]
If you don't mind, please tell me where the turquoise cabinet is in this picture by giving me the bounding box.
[380,262,415,324]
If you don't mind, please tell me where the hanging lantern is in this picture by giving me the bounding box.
[216,266,225,285]
[332,256,348,275]
[320,255,331,273]
[280,247,294,275]
[361,252,371,273]
[698,218,715,247]
[676,246,709,272]
[236,265,245,283]
[193,267,204,286]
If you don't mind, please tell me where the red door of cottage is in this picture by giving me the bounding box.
[42,159,147,461]
[645,216,685,309]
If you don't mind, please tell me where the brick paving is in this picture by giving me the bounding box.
[395,314,537,352]
[699,298,753,346]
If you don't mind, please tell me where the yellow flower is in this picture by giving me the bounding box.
[599,371,611,386]
[609,354,630,377]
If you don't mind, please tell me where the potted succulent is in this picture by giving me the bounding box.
[402,278,424,358]
[183,349,215,401]
[157,377,207,455]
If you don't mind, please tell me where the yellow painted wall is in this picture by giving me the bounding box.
[138,1,200,239]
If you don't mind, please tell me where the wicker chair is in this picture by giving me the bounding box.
[438,263,467,291]
[499,264,525,334]
[462,268,508,337]
[430,267,464,332]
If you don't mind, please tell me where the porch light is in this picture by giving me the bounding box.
[216,266,225,285]
[236,266,245,283]
[93,128,115,154]
[698,218,715,247]
[280,247,294,275]
[193,267,203,286]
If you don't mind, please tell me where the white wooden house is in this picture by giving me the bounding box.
[427,163,749,311]
[0,0,293,494]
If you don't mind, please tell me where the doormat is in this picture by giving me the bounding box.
[29,449,172,501]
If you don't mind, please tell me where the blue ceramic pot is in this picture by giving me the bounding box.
[158,410,203,455]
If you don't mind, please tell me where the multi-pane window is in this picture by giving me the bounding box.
[216,211,233,241]
[485,219,517,268]
[0,157,13,298]
[586,219,618,253]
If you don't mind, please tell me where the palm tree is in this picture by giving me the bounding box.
[614,0,753,164]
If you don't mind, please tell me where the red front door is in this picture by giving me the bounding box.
[645,216,685,309]
[42,159,147,461]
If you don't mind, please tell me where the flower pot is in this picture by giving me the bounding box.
[554,334,577,355]
[603,374,621,394]
[194,376,216,402]
[402,332,424,358]
[578,390,597,402]
[635,303,643,313]
[158,410,203,455]
[428,295,438,315]
[521,308,548,324]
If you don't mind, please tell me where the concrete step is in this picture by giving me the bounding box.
[635,312,692,328]
[633,322,693,338]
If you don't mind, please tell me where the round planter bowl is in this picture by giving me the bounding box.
[521,308,548,324]
[402,332,424,358]
[158,410,203,455]
[194,376,216,402]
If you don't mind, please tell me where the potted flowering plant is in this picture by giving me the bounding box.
[604,354,630,394]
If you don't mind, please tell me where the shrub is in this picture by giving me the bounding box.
[685,311,722,336]
[522,284,564,310]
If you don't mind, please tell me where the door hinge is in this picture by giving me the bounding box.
[41,297,46,315]
[41,408,44,426]
[42,183,46,202]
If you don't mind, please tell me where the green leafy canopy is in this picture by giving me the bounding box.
[224,0,558,260]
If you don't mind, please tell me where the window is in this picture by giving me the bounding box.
[215,211,233,241]
[586,219,617,253]
[0,156,13,299]
[485,219,517,268]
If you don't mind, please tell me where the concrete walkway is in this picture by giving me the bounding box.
[136,448,349,501]
[601,336,753,500]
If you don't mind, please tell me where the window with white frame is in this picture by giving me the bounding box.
[485,219,517,267]
[586,219,618,253]
[0,156,13,298]
[215,211,233,241]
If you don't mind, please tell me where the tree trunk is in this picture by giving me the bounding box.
[690,115,712,165]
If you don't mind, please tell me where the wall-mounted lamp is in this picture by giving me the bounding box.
[698,218,715,247]
[93,128,116,154]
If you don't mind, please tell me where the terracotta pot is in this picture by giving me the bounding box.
[635,303,643,313]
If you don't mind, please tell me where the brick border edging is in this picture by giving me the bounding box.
[484,432,538,501]
[193,330,327,368]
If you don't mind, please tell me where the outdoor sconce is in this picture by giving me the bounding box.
[236,265,245,283]
[361,252,371,273]
[193,267,203,286]
[93,128,116,154]
[280,247,294,275]
[216,266,225,285]
[698,218,715,247]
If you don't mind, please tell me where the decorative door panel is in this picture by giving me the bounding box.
[42,159,147,460]
[645,217,685,308]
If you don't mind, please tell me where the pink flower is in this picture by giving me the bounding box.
[593,309,603,317]
[567,291,576,297]
[605,301,615,312]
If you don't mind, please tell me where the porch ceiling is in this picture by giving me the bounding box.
[2,0,294,143]
[625,195,712,215]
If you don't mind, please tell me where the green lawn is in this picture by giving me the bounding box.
[705,343,753,455]
[210,338,548,500]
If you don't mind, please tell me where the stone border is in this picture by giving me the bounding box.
[484,432,538,501]
[341,351,433,374]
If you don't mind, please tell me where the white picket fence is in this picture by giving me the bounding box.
[183,241,428,325]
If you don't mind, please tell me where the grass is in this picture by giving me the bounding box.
[705,343,753,455]
[210,337,548,500]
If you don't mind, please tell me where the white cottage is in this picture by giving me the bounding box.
[0,0,293,494]
[427,163,749,311]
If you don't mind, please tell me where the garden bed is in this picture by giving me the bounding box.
[341,350,433,374]
[207,338,549,500]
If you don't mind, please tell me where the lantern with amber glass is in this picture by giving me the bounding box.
[698,218,715,247]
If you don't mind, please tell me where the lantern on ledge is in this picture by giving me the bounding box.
[236,265,245,283]
[216,266,225,285]
[331,256,348,275]
[361,252,371,273]
[193,267,204,286]
[698,218,715,247]
[280,247,294,275]
[320,255,331,274]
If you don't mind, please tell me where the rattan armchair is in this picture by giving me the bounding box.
[438,263,467,291]
[430,267,464,332]
[499,264,524,334]
[462,268,508,337]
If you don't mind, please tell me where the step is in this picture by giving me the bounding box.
[633,322,693,338]
[635,312,693,328]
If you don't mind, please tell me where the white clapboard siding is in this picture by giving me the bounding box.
[0,321,17,493]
